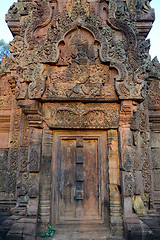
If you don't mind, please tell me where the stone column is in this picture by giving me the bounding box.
[37,124,53,235]
[119,100,136,216]
[107,129,123,237]
[119,100,153,239]
[6,97,21,195]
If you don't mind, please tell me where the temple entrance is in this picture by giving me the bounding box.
[51,131,109,228]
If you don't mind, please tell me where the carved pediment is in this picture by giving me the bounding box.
[5,0,153,102]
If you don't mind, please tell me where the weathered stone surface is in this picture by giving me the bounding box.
[153,170,160,191]
[152,148,160,169]
[43,102,119,129]
[0,0,160,240]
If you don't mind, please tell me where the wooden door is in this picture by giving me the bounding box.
[52,131,108,226]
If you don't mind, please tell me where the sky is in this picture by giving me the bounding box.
[0,0,160,60]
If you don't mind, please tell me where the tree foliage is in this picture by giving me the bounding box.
[0,39,10,61]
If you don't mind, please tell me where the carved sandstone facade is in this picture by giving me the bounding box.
[0,0,160,239]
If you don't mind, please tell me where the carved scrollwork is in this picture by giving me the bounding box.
[116,65,147,100]
[5,0,153,103]
[25,1,53,50]
[43,102,119,129]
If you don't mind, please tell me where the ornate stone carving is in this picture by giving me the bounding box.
[10,108,21,148]
[126,0,152,15]
[7,149,19,194]
[28,146,41,173]
[42,62,118,100]
[15,66,28,100]
[28,176,39,198]
[43,102,119,129]
[19,147,28,173]
[148,79,160,111]
[116,77,147,100]
[25,1,53,50]
[1,1,160,239]
[5,0,151,102]
[123,172,135,197]
[16,182,28,197]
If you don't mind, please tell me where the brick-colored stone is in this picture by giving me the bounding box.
[0,1,160,240]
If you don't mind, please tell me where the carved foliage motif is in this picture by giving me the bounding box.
[116,66,147,100]
[5,0,152,101]
[43,103,119,129]
[5,102,21,194]
[10,108,21,148]
[28,146,41,173]
[126,0,153,15]
[19,147,28,173]
[141,147,152,193]
[123,172,135,196]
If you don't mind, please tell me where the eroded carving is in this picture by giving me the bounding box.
[43,102,119,129]
[28,146,41,173]
[123,172,135,196]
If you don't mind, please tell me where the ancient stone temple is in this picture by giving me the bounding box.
[0,0,160,239]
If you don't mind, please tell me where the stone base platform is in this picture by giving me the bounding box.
[37,224,122,240]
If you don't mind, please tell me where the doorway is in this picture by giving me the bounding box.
[51,131,109,227]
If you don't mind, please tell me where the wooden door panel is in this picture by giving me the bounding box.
[60,139,76,218]
[83,139,99,218]
[52,131,107,225]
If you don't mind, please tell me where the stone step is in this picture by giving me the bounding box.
[0,215,20,240]
[54,225,108,235]
[38,234,124,240]
[53,233,108,240]
[37,224,124,240]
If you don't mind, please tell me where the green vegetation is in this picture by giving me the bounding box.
[41,225,56,238]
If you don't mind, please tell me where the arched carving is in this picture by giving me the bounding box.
[25,1,53,49]
[10,0,147,101]
[41,27,118,101]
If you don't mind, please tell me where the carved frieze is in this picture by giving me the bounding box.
[43,102,119,129]
[42,63,118,101]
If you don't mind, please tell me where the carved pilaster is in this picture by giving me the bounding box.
[107,130,123,237]
[119,100,138,215]
[37,125,53,234]
[6,97,21,195]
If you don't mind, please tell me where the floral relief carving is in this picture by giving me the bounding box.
[43,103,119,129]
[5,0,150,101]
[1,0,160,239]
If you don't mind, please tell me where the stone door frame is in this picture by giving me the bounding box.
[36,125,123,236]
